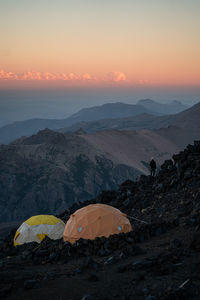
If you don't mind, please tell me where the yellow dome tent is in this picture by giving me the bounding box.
[63,204,132,244]
[14,215,65,246]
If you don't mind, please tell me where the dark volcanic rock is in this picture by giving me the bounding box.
[1,141,200,300]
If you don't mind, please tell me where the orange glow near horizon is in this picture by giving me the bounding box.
[0,69,128,85]
[0,68,199,88]
[0,1,200,89]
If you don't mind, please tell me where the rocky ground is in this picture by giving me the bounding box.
[0,141,200,300]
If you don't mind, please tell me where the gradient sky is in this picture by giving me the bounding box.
[0,0,200,87]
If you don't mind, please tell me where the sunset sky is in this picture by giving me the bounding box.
[0,0,200,88]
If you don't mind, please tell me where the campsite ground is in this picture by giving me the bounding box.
[1,225,200,300]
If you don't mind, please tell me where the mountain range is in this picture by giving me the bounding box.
[0,125,177,221]
[0,100,199,222]
[65,102,200,134]
[137,99,187,114]
[0,99,188,144]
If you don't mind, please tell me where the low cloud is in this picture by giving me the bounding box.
[82,73,92,80]
[113,71,126,82]
[0,69,127,83]
[0,69,17,80]
[107,71,127,82]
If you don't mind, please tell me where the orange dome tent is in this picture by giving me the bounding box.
[63,203,132,244]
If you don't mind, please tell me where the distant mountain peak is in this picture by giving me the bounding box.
[170,100,185,105]
[20,128,67,145]
[137,98,187,115]
[137,99,156,104]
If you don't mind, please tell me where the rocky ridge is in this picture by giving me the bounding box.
[0,141,200,299]
[0,126,183,222]
[0,129,141,222]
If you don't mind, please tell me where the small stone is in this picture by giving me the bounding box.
[104,256,115,265]
[82,256,93,268]
[21,250,31,259]
[81,295,94,300]
[37,249,49,257]
[126,237,134,243]
[24,279,39,289]
[132,259,153,270]
[143,288,150,295]
[118,252,125,259]
[75,268,82,274]
[98,249,106,256]
[49,252,57,261]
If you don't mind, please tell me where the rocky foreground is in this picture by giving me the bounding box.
[0,141,200,300]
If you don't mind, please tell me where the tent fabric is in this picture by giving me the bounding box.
[25,215,60,226]
[63,204,132,244]
[14,215,65,246]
